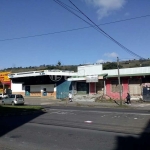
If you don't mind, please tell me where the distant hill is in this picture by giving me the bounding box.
[102,59,150,70]
[0,59,150,73]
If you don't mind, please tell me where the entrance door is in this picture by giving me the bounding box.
[90,83,96,94]
[43,88,47,96]
[77,82,89,95]
[25,86,30,96]
[143,87,150,101]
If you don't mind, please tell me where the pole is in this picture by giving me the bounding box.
[117,57,122,106]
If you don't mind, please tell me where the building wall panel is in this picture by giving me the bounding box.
[106,78,129,100]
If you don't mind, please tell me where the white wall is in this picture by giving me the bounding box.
[30,84,54,92]
[11,82,54,93]
[11,82,25,92]
[41,84,54,91]
[30,85,41,92]
[77,64,150,76]
[102,66,150,76]
[78,64,103,76]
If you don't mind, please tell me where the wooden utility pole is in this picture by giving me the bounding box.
[117,57,122,106]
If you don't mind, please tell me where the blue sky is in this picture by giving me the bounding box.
[0,0,150,69]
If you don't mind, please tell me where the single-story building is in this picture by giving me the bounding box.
[68,64,150,101]
[8,64,150,101]
[8,70,76,99]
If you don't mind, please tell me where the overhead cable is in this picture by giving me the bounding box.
[67,0,145,59]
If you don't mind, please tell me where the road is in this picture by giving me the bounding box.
[0,106,150,150]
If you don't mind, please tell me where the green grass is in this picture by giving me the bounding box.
[0,105,43,114]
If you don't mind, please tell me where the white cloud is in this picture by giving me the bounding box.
[83,0,126,19]
[104,52,118,58]
[124,12,130,16]
[96,59,105,63]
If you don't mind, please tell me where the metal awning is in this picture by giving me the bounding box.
[68,74,108,81]
[106,73,150,78]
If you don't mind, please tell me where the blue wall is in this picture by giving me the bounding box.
[56,81,72,99]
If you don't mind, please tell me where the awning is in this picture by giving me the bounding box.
[106,73,150,78]
[0,81,11,85]
[68,74,108,81]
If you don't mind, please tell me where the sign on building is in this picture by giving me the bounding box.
[86,75,98,83]
[0,72,11,83]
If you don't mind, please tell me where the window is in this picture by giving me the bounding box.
[111,80,120,93]
[16,95,23,98]
[10,95,15,98]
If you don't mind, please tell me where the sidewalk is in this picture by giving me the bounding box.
[24,97,150,110]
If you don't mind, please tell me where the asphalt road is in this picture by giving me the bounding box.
[0,107,150,150]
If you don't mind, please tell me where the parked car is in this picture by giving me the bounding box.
[0,93,8,99]
[2,94,24,105]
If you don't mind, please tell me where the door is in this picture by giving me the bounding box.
[56,81,72,99]
[77,82,89,95]
[3,97,10,104]
[42,88,47,96]
[90,83,96,94]
[25,86,30,96]
[143,87,150,101]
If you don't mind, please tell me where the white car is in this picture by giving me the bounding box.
[2,94,24,105]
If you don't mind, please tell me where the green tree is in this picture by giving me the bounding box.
[103,62,123,70]
[57,61,61,66]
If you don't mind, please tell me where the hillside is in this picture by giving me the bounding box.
[0,59,150,73]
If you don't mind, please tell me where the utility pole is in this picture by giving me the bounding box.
[117,57,122,106]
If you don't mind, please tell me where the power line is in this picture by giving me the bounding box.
[53,0,101,33]
[67,0,145,60]
[0,12,150,42]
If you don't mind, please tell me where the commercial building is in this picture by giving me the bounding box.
[68,64,150,101]
[8,70,76,99]
[8,64,150,101]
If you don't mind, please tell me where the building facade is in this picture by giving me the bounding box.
[68,64,150,101]
[0,72,11,94]
[9,70,76,99]
[8,64,150,101]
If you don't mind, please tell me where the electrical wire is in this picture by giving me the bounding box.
[0,10,150,42]
[68,0,145,60]
[0,0,149,60]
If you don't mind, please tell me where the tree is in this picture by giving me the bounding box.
[103,62,123,70]
[57,61,61,66]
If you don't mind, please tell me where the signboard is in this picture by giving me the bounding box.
[86,75,98,83]
[0,72,11,83]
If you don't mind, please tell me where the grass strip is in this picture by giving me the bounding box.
[0,105,43,114]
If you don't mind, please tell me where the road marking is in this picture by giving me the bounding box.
[49,109,150,116]
[84,121,93,123]
[50,111,75,115]
[41,102,53,105]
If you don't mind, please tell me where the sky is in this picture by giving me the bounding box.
[0,0,150,69]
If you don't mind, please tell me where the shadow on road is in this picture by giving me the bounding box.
[0,106,45,137]
[114,120,150,150]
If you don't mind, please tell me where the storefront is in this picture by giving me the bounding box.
[0,72,11,94]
